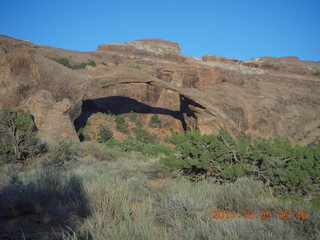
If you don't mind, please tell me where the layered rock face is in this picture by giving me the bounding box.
[98,39,184,62]
[1,34,319,145]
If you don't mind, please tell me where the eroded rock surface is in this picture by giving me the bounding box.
[26,90,79,142]
[1,34,320,145]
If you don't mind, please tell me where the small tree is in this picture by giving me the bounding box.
[98,125,113,142]
[115,115,128,134]
[160,130,320,200]
[133,127,149,143]
[0,109,44,162]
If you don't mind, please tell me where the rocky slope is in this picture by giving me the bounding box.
[0,34,319,145]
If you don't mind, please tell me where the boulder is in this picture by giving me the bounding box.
[26,90,79,142]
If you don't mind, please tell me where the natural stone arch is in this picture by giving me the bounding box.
[74,96,188,135]
[27,68,217,143]
[71,74,203,141]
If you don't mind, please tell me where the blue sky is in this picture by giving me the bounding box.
[1,0,319,61]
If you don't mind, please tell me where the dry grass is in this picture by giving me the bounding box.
[0,142,319,240]
[0,166,90,239]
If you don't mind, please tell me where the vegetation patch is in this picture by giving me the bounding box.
[0,109,45,164]
[160,130,320,203]
[104,138,175,157]
[53,57,96,69]
[1,107,318,239]
[0,167,89,239]
[49,140,75,166]
[98,125,113,142]
[78,126,91,141]
[115,115,129,134]
[148,114,163,128]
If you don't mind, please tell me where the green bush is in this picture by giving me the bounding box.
[53,58,96,69]
[0,109,45,163]
[0,144,13,164]
[148,114,163,128]
[78,127,91,141]
[115,115,128,134]
[135,120,144,129]
[160,131,320,201]
[55,57,71,67]
[160,131,240,180]
[127,114,159,143]
[50,140,75,166]
[132,127,148,142]
[133,127,158,144]
[129,111,138,122]
[98,125,113,142]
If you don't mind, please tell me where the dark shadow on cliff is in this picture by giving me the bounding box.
[0,167,91,240]
[74,96,190,132]
[180,96,199,118]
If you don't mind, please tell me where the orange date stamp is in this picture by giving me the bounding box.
[210,210,308,220]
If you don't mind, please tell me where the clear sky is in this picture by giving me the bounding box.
[1,0,319,61]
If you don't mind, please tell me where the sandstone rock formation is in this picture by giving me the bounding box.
[26,90,79,142]
[98,39,184,62]
[1,34,319,145]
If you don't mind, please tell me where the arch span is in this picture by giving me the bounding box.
[28,69,216,143]
[74,96,189,134]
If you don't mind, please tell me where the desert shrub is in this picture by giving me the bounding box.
[148,114,163,128]
[55,57,71,67]
[135,120,144,129]
[133,127,148,142]
[0,144,14,164]
[115,115,129,134]
[70,167,144,239]
[152,177,304,240]
[138,161,164,179]
[160,131,245,180]
[249,137,319,196]
[78,127,91,141]
[88,60,96,67]
[129,115,158,144]
[50,140,75,166]
[215,177,273,211]
[73,141,116,162]
[104,139,175,157]
[53,58,96,69]
[0,109,45,163]
[160,131,320,201]
[133,126,158,144]
[129,111,139,123]
[0,167,90,239]
[69,60,96,69]
[55,153,318,240]
[145,133,159,144]
[98,125,113,142]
